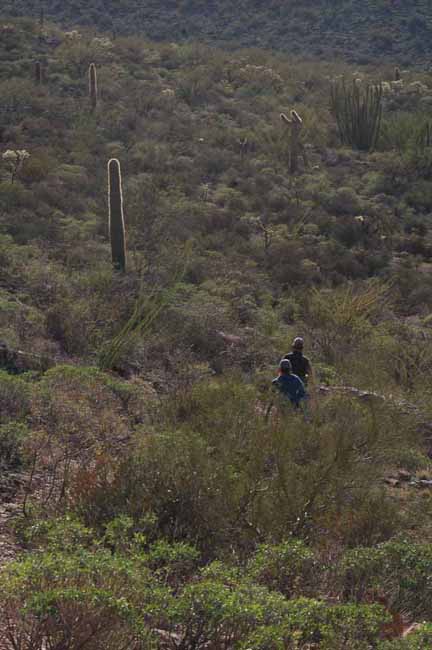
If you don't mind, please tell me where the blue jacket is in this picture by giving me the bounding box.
[272,373,306,406]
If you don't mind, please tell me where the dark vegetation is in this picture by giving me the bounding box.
[5,0,432,65]
[1,15,432,649]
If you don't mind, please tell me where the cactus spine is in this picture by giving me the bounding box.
[330,79,382,152]
[108,158,126,272]
[88,62,98,112]
[280,110,308,174]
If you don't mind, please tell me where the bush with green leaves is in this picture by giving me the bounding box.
[246,540,317,598]
[68,377,411,554]
[0,517,389,650]
[0,371,30,423]
[339,539,432,618]
[0,421,28,469]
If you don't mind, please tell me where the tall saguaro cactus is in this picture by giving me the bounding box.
[35,60,42,84]
[280,110,308,174]
[88,62,98,112]
[330,79,382,152]
[108,158,126,272]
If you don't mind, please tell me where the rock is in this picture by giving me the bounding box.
[216,331,244,347]
[384,477,401,488]
[397,470,412,482]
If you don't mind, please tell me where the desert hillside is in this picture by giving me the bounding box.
[0,14,432,649]
[4,0,432,65]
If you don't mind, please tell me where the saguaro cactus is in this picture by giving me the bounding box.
[35,60,42,84]
[108,158,126,272]
[330,79,382,152]
[280,110,308,174]
[88,62,98,112]
[394,66,401,81]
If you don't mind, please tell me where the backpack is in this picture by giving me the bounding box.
[285,351,310,382]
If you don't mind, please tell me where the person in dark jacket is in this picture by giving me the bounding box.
[272,358,306,408]
[284,337,312,385]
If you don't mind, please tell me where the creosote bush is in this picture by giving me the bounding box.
[69,378,410,554]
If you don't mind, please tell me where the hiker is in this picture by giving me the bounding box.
[283,337,312,386]
[272,358,306,408]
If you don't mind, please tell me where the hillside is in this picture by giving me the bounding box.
[4,0,432,65]
[1,16,432,649]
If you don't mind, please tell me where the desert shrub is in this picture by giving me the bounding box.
[241,600,387,650]
[329,487,403,548]
[0,545,162,650]
[0,421,28,469]
[389,447,431,472]
[324,186,363,215]
[0,371,30,423]
[0,527,388,650]
[0,181,30,210]
[19,151,54,184]
[303,281,388,365]
[246,540,317,598]
[380,112,424,154]
[45,299,94,355]
[405,180,432,211]
[69,378,408,555]
[379,623,432,649]
[25,366,137,508]
[339,540,432,617]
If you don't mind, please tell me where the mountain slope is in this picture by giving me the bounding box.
[4,0,432,65]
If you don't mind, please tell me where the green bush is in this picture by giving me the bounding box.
[0,371,30,423]
[0,421,28,469]
[68,377,409,555]
[246,540,317,598]
[339,540,432,617]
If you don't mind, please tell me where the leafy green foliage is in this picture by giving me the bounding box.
[340,540,432,618]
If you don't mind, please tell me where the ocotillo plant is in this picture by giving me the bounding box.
[330,79,383,152]
[280,110,308,173]
[108,158,126,272]
[88,62,98,112]
[35,60,42,84]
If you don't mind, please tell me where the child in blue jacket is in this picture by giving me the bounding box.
[272,358,306,408]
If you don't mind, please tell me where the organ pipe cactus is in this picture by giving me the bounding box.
[88,62,98,112]
[108,158,126,272]
[330,79,383,152]
[280,110,308,174]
